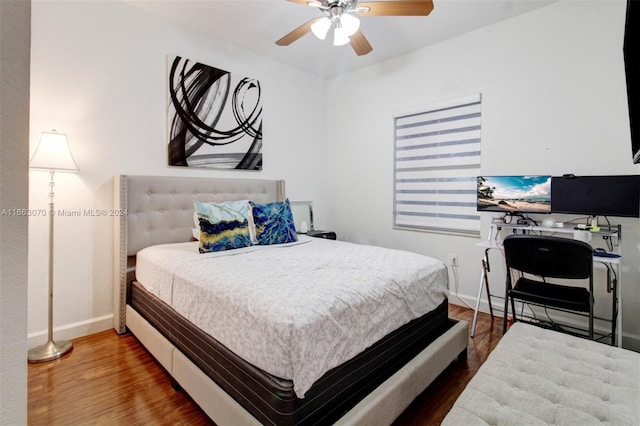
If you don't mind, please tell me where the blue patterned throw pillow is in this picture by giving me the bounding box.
[249,199,298,245]
[194,200,252,252]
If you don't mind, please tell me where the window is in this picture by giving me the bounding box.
[393,93,481,236]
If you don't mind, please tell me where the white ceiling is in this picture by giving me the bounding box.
[121,0,557,79]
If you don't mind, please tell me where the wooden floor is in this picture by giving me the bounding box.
[28,305,504,425]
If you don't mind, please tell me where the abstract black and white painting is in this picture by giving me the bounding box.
[167,55,262,170]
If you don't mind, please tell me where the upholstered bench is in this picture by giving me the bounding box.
[442,323,640,425]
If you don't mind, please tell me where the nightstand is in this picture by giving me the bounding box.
[307,230,336,240]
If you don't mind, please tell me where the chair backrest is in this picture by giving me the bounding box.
[503,234,593,280]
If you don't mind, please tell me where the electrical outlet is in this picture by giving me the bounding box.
[449,253,458,267]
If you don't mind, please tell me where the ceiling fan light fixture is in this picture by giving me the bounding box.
[339,13,360,36]
[311,17,332,40]
[333,26,350,46]
[278,0,435,55]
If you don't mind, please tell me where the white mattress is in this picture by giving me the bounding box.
[442,322,640,425]
[135,235,448,398]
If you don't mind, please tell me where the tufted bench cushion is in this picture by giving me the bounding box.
[442,323,640,425]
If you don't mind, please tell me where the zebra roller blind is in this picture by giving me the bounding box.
[393,93,481,236]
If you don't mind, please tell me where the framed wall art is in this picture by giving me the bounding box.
[167,55,263,170]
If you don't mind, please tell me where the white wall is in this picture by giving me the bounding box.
[28,0,328,345]
[0,0,30,422]
[325,0,640,349]
[29,0,640,351]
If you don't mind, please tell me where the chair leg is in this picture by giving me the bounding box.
[502,299,509,334]
[503,275,511,334]
[589,292,594,340]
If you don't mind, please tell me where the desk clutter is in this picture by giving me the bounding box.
[472,221,622,346]
[473,174,636,347]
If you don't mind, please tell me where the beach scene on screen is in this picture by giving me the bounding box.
[477,175,551,213]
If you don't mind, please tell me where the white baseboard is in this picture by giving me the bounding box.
[448,293,501,314]
[624,335,640,352]
[27,314,114,348]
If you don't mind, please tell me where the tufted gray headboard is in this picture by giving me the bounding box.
[112,175,285,333]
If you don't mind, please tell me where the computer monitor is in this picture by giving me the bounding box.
[551,175,640,218]
[477,175,552,214]
[623,0,640,163]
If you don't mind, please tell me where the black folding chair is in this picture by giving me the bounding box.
[502,234,594,339]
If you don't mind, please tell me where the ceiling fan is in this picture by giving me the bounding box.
[276,0,435,56]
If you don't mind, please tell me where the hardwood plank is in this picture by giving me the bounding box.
[28,330,214,426]
[28,305,503,425]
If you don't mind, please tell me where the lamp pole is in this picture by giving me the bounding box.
[27,169,73,363]
[27,130,77,363]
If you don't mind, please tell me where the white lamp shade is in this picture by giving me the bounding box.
[311,17,331,40]
[340,13,360,36]
[333,26,350,46]
[30,131,79,172]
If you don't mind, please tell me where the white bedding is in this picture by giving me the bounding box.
[135,235,448,398]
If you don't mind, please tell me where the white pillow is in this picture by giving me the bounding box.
[247,202,257,244]
[192,211,201,240]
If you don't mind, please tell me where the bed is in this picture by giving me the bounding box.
[113,175,468,425]
[442,322,640,425]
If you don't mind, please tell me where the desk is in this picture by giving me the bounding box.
[470,222,622,346]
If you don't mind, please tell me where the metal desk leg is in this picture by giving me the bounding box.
[611,268,617,346]
[483,256,494,317]
[471,249,493,337]
[605,264,618,346]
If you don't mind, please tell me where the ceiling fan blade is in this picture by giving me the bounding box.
[276,18,320,46]
[350,29,373,56]
[356,0,434,16]
[286,0,322,6]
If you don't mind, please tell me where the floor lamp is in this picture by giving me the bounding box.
[28,130,78,363]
